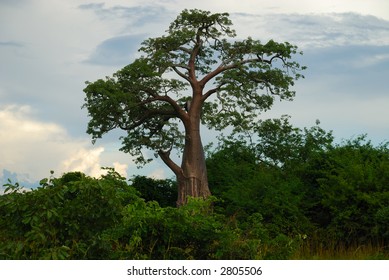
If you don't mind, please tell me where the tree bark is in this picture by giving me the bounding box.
[176,118,211,206]
[175,87,211,206]
[158,94,211,207]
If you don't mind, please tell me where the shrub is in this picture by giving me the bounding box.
[0,169,139,259]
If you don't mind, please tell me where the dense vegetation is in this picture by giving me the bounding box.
[1,118,388,259]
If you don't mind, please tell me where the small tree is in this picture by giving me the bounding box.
[83,9,305,206]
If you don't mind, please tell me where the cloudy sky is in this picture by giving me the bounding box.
[1,0,389,189]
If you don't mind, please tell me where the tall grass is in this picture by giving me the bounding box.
[292,239,388,260]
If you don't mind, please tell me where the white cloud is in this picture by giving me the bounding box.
[0,104,131,181]
[0,105,69,172]
[225,1,385,21]
[100,0,389,20]
[231,12,389,48]
[61,147,106,178]
[113,162,128,178]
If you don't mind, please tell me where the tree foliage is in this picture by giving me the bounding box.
[131,175,177,207]
[83,9,305,162]
[82,9,306,205]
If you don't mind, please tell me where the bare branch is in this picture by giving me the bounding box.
[199,63,236,87]
[156,95,189,121]
[188,33,203,82]
[270,54,286,65]
[172,63,190,70]
[158,149,182,176]
[199,56,273,87]
[172,66,190,82]
[202,82,226,101]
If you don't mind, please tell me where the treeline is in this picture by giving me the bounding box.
[0,117,388,259]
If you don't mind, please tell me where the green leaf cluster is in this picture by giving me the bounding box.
[0,170,139,259]
[82,9,306,166]
[207,118,389,255]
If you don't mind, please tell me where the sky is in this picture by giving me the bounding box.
[1,0,389,190]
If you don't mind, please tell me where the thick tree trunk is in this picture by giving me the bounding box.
[176,122,211,206]
[158,100,211,207]
[171,89,210,206]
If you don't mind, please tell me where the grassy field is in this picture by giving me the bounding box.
[292,241,388,260]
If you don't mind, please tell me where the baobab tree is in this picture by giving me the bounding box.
[83,9,305,206]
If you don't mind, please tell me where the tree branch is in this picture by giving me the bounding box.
[156,95,188,121]
[158,149,182,176]
[199,63,236,87]
[188,32,203,82]
[202,83,226,101]
[172,63,190,70]
[172,66,190,82]
[199,57,272,88]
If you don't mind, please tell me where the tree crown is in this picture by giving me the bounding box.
[83,9,306,165]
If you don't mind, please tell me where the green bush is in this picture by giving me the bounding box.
[0,169,139,259]
[207,120,388,255]
[308,136,389,245]
[207,140,312,238]
[99,197,271,259]
[130,175,177,207]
